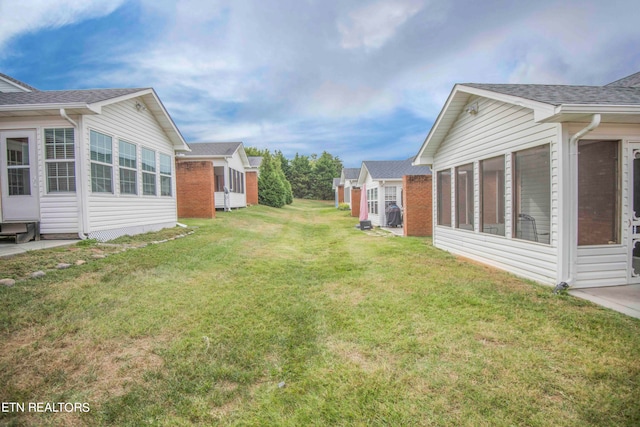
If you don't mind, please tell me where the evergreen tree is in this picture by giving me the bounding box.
[289,153,313,199]
[258,150,286,208]
[245,146,267,157]
[274,150,292,182]
[311,151,343,200]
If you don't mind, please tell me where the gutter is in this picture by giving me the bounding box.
[60,108,88,240]
[559,113,601,292]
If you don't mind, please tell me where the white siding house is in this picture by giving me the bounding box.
[357,159,431,227]
[0,73,190,241]
[340,168,361,208]
[414,71,640,289]
[177,142,251,209]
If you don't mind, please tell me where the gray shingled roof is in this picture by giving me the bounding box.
[606,71,640,87]
[0,88,147,106]
[343,168,360,179]
[247,156,263,167]
[463,83,640,106]
[185,142,242,156]
[0,73,38,91]
[363,158,431,180]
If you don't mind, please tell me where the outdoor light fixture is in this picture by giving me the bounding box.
[465,102,479,115]
[135,101,147,112]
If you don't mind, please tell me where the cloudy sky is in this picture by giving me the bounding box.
[1,0,639,166]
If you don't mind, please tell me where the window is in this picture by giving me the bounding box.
[578,140,619,245]
[160,153,172,196]
[214,167,225,192]
[385,186,397,209]
[141,148,156,196]
[228,168,245,193]
[437,170,452,226]
[456,163,474,230]
[45,128,76,193]
[90,130,113,193]
[513,144,550,244]
[119,140,137,195]
[6,137,31,195]
[481,156,505,235]
[367,187,378,215]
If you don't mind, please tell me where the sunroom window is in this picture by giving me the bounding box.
[141,148,156,196]
[578,140,619,245]
[513,144,550,244]
[437,170,451,226]
[456,163,474,230]
[481,156,505,235]
[90,130,113,193]
[119,140,137,195]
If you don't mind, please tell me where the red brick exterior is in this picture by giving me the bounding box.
[403,175,432,237]
[246,171,259,206]
[350,188,361,218]
[338,186,345,204]
[176,161,216,218]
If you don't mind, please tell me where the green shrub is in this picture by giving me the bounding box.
[338,203,350,211]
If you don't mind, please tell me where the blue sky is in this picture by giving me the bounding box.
[1,0,639,167]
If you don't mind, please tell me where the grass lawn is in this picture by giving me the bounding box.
[1,199,639,426]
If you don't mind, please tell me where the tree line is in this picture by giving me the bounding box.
[246,148,343,208]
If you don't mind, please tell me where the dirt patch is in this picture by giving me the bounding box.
[325,338,396,373]
[1,328,167,402]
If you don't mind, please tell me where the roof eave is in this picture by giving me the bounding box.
[0,103,101,115]
[537,104,640,123]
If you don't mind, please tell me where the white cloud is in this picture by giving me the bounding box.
[338,0,425,50]
[0,0,126,50]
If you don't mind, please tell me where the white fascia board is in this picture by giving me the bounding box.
[414,84,467,165]
[538,104,640,122]
[236,144,252,168]
[0,102,100,114]
[356,163,369,186]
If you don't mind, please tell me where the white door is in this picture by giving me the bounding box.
[1,130,39,221]
[629,142,640,283]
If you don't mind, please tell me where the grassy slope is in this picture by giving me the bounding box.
[0,199,639,426]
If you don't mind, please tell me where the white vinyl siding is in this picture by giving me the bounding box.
[431,97,560,286]
[82,98,178,234]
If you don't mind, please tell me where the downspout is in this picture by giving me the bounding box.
[60,109,87,240]
[558,113,601,292]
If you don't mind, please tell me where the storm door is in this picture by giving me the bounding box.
[0,130,39,221]
[629,143,640,282]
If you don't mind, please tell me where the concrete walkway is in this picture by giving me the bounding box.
[380,226,404,236]
[569,285,640,320]
[0,239,79,258]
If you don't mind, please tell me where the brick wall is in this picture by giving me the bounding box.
[176,161,216,218]
[403,175,432,237]
[350,188,361,218]
[338,186,345,204]
[246,171,258,206]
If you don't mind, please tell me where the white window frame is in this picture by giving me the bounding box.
[141,147,157,196]
[44,128,76,193]
[159,153,172,197]
[90,130,113,194]
[119,140,138,195]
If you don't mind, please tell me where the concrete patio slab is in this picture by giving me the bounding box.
[569,285,640,320]
[0,239,79,259]
[380,226,404,236]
